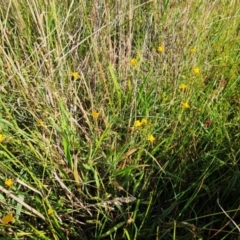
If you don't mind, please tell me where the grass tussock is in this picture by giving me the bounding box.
[0,0,240,239]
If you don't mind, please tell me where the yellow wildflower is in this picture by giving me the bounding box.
[5,178,14,187]
[0,134,5,142]
[130,58,137,66]
[71,72,80,80]
[134,120,141,127]
[48,208,54,215]
[141,118,147,125]
[181,102,190,109]
[37,119,44,126]
[190,47,197,53]
[163,97,168,101]
[147,134,155,142]
[2,212,15,224]
[91,111,100,119]
[193,67,200,74]
[179,84,187,90]
[157,45,164,52]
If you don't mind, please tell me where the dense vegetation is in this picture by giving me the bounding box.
[0,0,239,239]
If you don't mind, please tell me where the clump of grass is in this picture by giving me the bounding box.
[0,0,240,239]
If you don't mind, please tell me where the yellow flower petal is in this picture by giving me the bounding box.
[157,45,164,52]
[71,72,80,80]
[134,120,142,127]
[92,111,100,119]
[147,134,155,142]
[190,47,197,53]
[2,212,15,224]
[5,178,14,187]
[48,208,54,215]
[181,102,190,109]
[0,134,5,143]
[193,67,200,74]
[141,118,147,125]
[179,84,187,90]
[130,58,137,66]
[37,119,44,126]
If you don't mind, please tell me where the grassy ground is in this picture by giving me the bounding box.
[0,0,240,239]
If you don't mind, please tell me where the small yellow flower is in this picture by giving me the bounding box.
[47,208,54,215]
[190,47,197,53]
[141,118,147,125]
[157,45,164,52]
[134,120,142,127]
[0,134,5,143]
[92,111,100,119]
[181,102,190,109]
[37,119,44,126]
[2,212,15,224]
[193,67,200,74]
[5,178,14,187]
[130,58,137,66]
[147,134,155,142]
[179,84,187,90]
[163,97,168,101]
[71,71,80,80]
